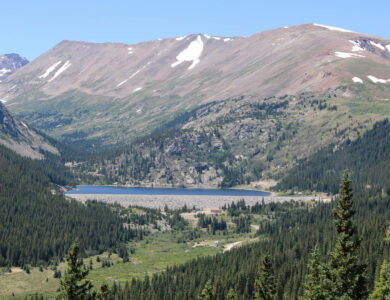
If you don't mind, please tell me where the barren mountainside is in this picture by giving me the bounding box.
[0,102,58,159]
[2,24,390,148]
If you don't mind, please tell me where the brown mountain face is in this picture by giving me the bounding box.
[0,102,58,159]
[1,24,390,148]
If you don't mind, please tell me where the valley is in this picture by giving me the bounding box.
[0,200,310,299]
[1,19,390,299]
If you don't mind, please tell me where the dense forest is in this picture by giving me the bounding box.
[276,118,390,194]
[0,144,147,267]
[104,189,390,299]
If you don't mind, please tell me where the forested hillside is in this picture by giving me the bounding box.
[0,144,145,267]
[104,189,390,299]
[276,118,390,194]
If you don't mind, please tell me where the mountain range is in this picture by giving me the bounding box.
[1,24,390,150]
[1,23,390,186]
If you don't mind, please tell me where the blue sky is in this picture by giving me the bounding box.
[2,0,390,60]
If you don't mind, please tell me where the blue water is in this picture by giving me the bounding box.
[65,185,270,196]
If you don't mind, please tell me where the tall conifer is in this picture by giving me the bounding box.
[369,227,390,299]
[59,242,93,300]
[303,245,331,300]
[198,280,213,300]
[254,255,276,300]
[327,171,367,299]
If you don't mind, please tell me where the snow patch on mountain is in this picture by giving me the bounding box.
[117,79,128,87]
[203,34,211,39]
[212,37,221,40]
[224,38,232,42]
[0,68,11,77]
[128,47,133,54]
[367,75,389,84]
[349,40,364,52]
[133,87,142,92]
[129,61,151,79]
[334,52,364,58]
[176,36,185,41]
[370,41,385,51]
[39,61,62,79]
[314,24,353,33]
[48,61,71,82]
[171,35,204,70]
[352,77,363,83]
[386,45,390,52]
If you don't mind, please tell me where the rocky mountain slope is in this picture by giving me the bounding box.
[0,53,28,83]
[82,90,390,188]
[0,102,58,159]
[2,24,390,149]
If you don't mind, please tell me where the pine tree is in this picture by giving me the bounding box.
[303,245,331,300]
[327,171,368,299]
[369,227,390,299]
[59,242,93,300]
[369,260,390,299]
[254,255,276,300]
[198,280,213,300]
[226,288,238,300]
[96,283,110,300]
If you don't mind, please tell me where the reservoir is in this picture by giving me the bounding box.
[65,185,271,197]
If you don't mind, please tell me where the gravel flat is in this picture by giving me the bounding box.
[67,193,321,210]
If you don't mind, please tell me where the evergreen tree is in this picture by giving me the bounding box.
[303,245,331,300]
[369,261,390,299]
[198,280,213,300]
[226,288,238,300]
[327,171,368,299]
[369,227,390,299]
[96,283,110,300]
[59,242,93,300]
[254,255,276,300]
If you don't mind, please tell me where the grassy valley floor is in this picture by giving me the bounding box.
[0,210,263,299]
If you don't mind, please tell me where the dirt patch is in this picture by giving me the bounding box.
[11,267,23,273]
[223,238,259,253]
[192,240,220,248]
[223,241,244,252]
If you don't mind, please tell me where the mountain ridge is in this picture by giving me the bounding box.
[1,23,390,151]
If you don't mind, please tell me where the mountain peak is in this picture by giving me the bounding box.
[0,53,28,81]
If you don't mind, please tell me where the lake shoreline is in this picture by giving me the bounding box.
[65,185,271,197]
[66,193,323,210]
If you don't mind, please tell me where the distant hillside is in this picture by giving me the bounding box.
[276,118,390,194]
[2,24,390,149]
[0,53,28,83]
[0,102,58,159]
[81,92,390,188]
[0,143,142,267]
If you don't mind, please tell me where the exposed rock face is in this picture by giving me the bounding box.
[0,53,28,82]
